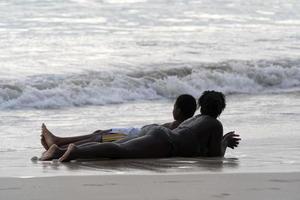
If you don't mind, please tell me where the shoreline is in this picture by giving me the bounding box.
[1,172,299,200]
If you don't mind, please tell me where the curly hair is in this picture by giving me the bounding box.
[175,94,197,119]
[198,91,226,118]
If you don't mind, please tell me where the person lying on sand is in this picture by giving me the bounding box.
[40,91,241,162]
[40,94,198,150]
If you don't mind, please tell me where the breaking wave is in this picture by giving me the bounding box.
[1,59,299,109]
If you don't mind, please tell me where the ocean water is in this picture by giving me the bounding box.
[0,0,300,177]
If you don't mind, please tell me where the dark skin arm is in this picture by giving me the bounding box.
[163,120,240,150]
[115,121,182,144]
[161,120,182,130]
[207,122,224,157]
[208,127,241,157]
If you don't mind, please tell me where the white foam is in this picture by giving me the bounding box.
[0,59,299,109]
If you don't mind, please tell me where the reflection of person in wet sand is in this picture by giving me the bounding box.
[41,91,240,162]
[40,94,198,150]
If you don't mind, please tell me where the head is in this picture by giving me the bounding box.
[173,94,197,121]
[198,90,226,118]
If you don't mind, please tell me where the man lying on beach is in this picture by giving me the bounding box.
[40,91,241,162]
[40,94,198,150]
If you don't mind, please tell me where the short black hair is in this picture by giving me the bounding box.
[175,94,197,119]
[198,90,226,118]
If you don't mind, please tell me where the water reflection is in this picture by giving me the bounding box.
[38,157,239,174]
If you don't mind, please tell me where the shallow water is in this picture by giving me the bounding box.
[1,0,300,177]
[0,93,299,177]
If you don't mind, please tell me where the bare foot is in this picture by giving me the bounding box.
[41,123,58,148]
[40,144,65,161]
[40,136,49,150]
[59,144,77,162]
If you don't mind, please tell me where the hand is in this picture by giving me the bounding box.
[222,131,241,149]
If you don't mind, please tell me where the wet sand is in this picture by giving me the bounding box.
[1,172,299,200]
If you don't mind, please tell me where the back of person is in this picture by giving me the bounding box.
[169,91,226,157]
[170,115,220,156]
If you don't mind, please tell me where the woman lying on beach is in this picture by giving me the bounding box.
[40,94,198,150]
[41,91,240,162]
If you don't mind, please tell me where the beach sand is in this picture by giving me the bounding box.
[1,172,299,200]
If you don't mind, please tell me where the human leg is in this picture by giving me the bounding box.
[40,144,66,161]
[59,133,173,162]
[41,123,106,149]
[39,141,102,161]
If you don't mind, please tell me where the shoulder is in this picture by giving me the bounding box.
[214,118,223,129]
[162,121,179,130]
[201,115,223,130]
[199,115,221,123]
[161,122,172,128]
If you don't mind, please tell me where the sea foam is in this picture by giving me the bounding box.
[0,59,299,109]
